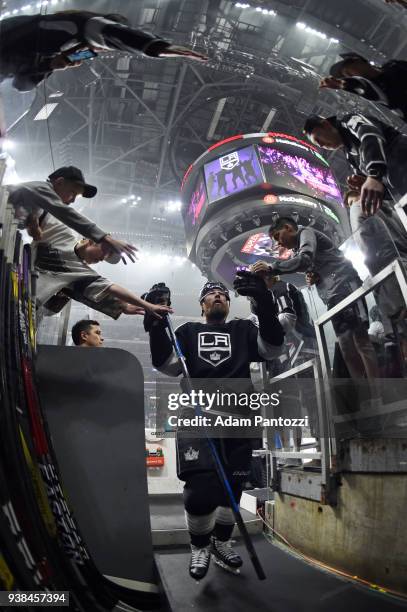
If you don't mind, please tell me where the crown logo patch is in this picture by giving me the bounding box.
[184,447,199,461]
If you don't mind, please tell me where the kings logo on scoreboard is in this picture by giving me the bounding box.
[219,151,240,171]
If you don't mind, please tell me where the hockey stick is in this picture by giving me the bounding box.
[165,315,266,581]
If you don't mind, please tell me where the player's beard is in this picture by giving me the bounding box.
[206,303,227,323]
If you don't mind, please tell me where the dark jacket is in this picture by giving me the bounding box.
[271,226,361,304]
[340,61,407,121]
[0,12,170,91]
[331,113,400,181]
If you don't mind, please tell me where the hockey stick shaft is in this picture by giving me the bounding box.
[165,315,266,580]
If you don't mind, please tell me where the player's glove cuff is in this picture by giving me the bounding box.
[250,290,278,317]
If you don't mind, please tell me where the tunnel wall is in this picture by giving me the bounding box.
[272,472,407,595]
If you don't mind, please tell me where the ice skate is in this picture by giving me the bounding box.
[189,544,211,581]
[211,536,242,575]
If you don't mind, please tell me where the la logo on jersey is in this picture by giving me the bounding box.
[198,332,231,366]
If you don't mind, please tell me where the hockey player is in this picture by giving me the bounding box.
[145,278,284,580]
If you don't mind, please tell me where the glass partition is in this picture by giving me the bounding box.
[314,213,407,446]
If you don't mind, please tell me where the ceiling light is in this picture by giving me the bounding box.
[296,21,335,41]
[33,103,58,120]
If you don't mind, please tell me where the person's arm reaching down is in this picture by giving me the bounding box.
[8,183,107,241]
[8,182,138,263]
[343,114,386,213]
[108,284,172,320]
[120,304,145,315]
[84,17,208,61]
[272,228,317,275]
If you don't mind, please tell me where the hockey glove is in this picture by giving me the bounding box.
[233,270,277,315]
[233,270,268,297]
[142,282,171,332]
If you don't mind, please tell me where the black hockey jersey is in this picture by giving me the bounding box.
[158,318,278,379]
[159,319,271,480]
[151,318,281,480]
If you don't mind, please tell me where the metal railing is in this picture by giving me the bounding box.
[259,257,407,503]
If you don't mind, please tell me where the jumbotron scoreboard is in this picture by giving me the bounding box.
[181,132,348,288]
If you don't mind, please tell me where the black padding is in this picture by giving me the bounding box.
[35,346,155,586]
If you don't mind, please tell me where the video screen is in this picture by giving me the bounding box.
[204,145,264,203]
[258,146,343,206]
[183,177,207,253]
[241,232,293,261]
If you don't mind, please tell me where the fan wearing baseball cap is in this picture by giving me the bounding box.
[48,166,98,198]
[34,221,172,323]
[7,165,137,264]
